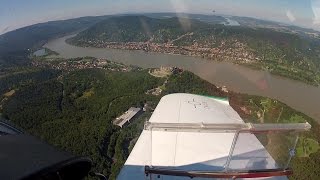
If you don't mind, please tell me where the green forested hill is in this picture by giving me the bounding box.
[69,16,208,43]
[1,67,319,179]
[69,15,320,85]
[0,16,110,68]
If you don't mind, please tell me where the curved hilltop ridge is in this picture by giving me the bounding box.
[69,15,210,43]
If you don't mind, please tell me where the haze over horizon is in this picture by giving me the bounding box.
[1,0,320,35]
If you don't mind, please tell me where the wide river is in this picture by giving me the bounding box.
[45,35,320,122]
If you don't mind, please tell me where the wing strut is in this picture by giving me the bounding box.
[144,122,310,179]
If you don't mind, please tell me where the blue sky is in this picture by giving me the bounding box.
[1,0,319,34]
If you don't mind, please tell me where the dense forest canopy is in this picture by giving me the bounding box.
[1,67,164,178]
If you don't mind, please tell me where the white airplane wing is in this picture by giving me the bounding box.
[117,93,309,180]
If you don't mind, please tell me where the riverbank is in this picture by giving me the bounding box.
[67,38,320,87]
[44,35,320,123]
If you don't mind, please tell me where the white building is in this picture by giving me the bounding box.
[113,107,141,128]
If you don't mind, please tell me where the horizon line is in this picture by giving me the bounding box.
[0,11,318,36]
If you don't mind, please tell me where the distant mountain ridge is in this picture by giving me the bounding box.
[231,16,320,39]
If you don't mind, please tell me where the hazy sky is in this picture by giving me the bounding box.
[1,0,320,35]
